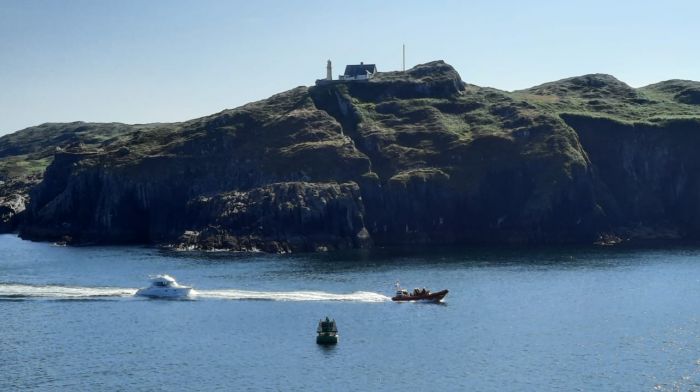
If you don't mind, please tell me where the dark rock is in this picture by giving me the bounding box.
[676,88,700,105]
[172,182,370,252]
[0,193,26,232]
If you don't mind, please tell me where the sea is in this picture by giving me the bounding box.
[2,233,700,391]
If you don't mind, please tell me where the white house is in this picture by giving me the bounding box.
[339,62,377,81]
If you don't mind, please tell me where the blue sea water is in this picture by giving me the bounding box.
[3,233,700,391]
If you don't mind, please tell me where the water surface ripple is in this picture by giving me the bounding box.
[2,235,700,391]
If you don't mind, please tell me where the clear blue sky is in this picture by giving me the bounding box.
[1,0,698,134]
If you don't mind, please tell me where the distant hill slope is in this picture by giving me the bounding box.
[4,61,700,251]
[0,122,145,231]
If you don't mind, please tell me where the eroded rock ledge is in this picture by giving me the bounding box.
[172,182,371,252]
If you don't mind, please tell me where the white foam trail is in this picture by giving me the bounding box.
[0,283,390,302]
[0,283,137,299]
[195,289,391,302]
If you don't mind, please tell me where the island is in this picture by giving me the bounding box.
[2,60,700,252]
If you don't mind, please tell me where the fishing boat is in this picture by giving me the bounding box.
[316,317,339,345]
[392,281,448,302]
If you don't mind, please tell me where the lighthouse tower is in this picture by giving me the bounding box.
[326,60,332,80]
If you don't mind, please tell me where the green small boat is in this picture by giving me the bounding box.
[316,317,339,345]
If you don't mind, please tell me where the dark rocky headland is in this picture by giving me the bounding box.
[3,61,700,252]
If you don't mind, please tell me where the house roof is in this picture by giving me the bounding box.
[343,63,377,77]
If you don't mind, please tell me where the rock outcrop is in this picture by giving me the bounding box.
[176,181,370,252]
[0,188,27,232]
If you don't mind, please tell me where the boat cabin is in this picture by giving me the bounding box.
[317,317,338,335]
[396,288,409,297]
[150,275,177,287]
[316,317,339,345]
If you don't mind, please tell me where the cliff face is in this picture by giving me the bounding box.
[20,87,374,249]
[0,122,140,233]
[563,114,700,239]
[181,181,369,252]
[6,61,700,250]
[0,181,27,232]
[310,63,601,245]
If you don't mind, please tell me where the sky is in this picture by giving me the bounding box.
[0,0,698,134]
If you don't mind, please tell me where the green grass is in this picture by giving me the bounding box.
[511,74,700,123]
[0,155,53,180]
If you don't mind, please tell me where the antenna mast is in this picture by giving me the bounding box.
[402,44,405,72]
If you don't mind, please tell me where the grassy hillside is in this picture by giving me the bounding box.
[0,122,146,181]
[513,74,700,122]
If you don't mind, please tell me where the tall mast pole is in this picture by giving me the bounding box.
[402,44,405,72]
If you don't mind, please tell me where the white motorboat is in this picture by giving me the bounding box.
[135,275,194,299]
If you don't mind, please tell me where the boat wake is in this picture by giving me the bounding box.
[0,283,137,300]
[0,283,390,302]
[195,289,391,302]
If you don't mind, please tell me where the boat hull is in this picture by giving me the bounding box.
[316,334,339,345]
[391,289,448,302]
[135,286,193,299]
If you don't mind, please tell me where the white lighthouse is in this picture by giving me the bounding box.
[326,59,332,80]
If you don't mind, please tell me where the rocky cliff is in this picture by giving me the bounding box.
[4,61,700,251]
[0,122,140,232]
